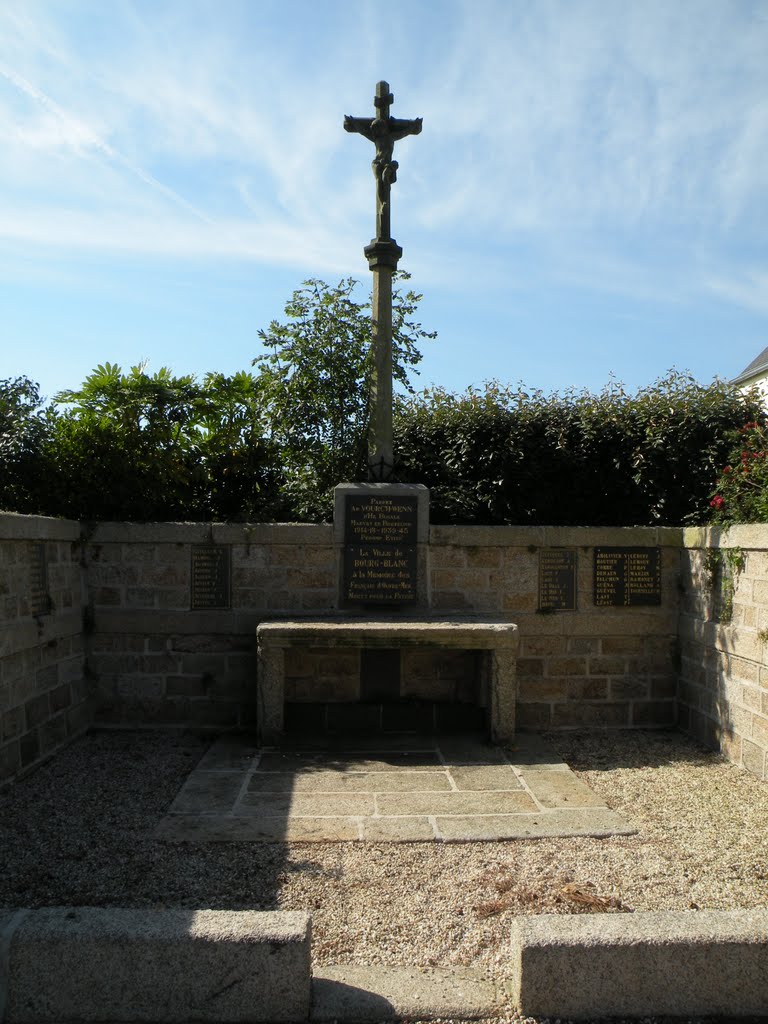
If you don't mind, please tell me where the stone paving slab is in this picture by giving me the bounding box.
[157,733,636,843]
[247,771,453,794]
[311,965,503,1021]
[521,769,607,808]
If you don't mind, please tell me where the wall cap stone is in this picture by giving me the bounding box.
[0,513,80,541]
[684,524,768,549]
[87,521,333,544]
[430,525,683,547]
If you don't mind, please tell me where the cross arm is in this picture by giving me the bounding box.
[344,115,375,140]
[388,116,423,140]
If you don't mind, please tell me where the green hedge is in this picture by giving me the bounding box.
[1,370,762,525]
[394,372,764,526]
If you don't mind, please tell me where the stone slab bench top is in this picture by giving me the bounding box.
[257,617,519,649]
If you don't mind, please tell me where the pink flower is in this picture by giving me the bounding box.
[710,495,725,510]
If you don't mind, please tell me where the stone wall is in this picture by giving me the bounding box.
[83,522,680,736]
[85,523,335,731]
[430,527,680,733]
[0,514,89,784]
[4,513,768,785]
[679,526,768,781]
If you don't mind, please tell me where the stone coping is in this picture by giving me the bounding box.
[257,616,519,649]
[0,512,80,541]
[6,514,734,551]
[11,516,768,552]
[683,523,768,548]
[429,524,684,547]
[87,522,333,544]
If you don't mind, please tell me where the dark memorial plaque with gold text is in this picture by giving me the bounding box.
[191,545,231,610]
[343,495,418,604]
[538,549,576,610]
[594,547,661,607]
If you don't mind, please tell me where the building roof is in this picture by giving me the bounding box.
[732,345,768,385]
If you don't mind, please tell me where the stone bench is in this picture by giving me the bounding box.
[0,907,311,1023]
[510,909,768,1019]
[256,617,518,745]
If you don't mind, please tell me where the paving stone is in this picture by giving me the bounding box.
[436,737,507,764]
[275,734,437,753]
[504,734,571,770]
[196,737,260,771]
[157,814,360,842]
[311,965,502,1021]
[248,771,452,794]
[448,765,524,791]
[520,769,607,808]
[257,752,443,773]
[436,808,636,841]
[239,792,376,817]
[279,818,362,842]
[362,817,437,842]
[156,735,633,843]
[168,771,246,813]
[376,790,537,817]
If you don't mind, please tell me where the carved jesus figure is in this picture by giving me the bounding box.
[344,82,422,241]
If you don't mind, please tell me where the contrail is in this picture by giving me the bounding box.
[0,60,213,224]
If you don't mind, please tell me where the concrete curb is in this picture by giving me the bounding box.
[0,907,311,1023]
[510,909,768,1019]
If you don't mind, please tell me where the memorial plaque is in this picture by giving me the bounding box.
[343,495,419,604]
[594,547,661,607]
[191,545,231,609]
[344,543,418,604]
[538,549,576,611]
[28,541,49,616]
[344,494,418,545]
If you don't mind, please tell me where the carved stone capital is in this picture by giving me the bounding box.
[364,239,403,270]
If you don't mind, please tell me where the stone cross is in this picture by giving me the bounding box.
[344,81,422,481]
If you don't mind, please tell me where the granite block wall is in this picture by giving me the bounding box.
[3,511,768,785]
[429,526,680,733]
[0,514,89,784]
[84,523,335,731]
[679,526,768,781]
[82,522,680,736]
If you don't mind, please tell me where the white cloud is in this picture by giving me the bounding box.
[707,270,768,316]
[0,0,766,315]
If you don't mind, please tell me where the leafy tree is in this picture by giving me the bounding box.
[51,363,280,521]
[0,377,55,513]
[253,274,435,519]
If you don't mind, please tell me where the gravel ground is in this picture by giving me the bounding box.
[2,727,767,1024]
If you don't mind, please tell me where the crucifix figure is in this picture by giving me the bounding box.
[344,81,422,481]
[344,81,422,242]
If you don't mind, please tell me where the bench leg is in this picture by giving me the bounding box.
[490,648,516,744]
[257,645,284,745]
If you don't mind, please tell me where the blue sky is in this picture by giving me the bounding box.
[2,0,767,404]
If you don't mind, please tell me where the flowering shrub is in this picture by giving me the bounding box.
[710,422,768,524]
